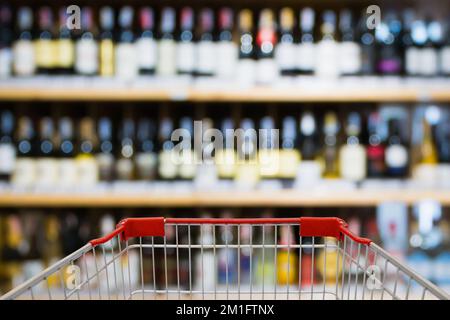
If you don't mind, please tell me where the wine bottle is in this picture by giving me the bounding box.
[258,116,279,179]
[137,7,157,75]
[358,9,376,75]
[195,117,218,189]
[11,116,37,188]
[75,7,98,76]
[253,214,276,288]
[0,5,12,78]
[135,118,157,180]
[297,8,315,75]
[315,10,339,78]
[0,111,16,181]
[43,214,62,267]
[115,6,137,80]
[404,9,420,76]
[36,117,58,188]
[440,21,450,76]
[385,118,409,178]
[339,112,367,181]
[35,7,56,75]
[278,116,300,180]
[366,112,386,178]
[96,117,115,182]
[55,7,75,75]
[338,9,361,76]
[216,7,238,79]
[196,8,216,77]
[12,6,35,76]
[157,7,177,77]
[158,117,177,180]
[256,9,278,85]
[375,11,402,76]
[236,9,256,84]
[57,117,78,188]
[419,18,442,77]
[277,225,298,285]
[322,112,340,179]
[299,111,319,161]
[419,116,438,165]
[99,7,115,77]
[176,7,195,76]
[76,117,99,187]
[295,111,322,186]
[437,117,450,163]
[235,118,259,189]
[275,7,296,76]
[115,118,135,181]
[177,117,196,180]
[215,118,236,180]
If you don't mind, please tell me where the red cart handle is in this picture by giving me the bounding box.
[89,217,371,246]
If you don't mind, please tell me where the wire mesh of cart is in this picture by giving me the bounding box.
[1,217,449,300]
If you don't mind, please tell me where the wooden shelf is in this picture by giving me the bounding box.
[1,83,449,103]
[0,190,449,208]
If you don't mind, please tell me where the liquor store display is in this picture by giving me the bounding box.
[0,5,449,81]
[0,105,449,194]
[1,0,450,299]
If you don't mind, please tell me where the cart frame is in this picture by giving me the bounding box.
[1,217,449,300]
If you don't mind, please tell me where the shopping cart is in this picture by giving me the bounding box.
[1,217,448,300]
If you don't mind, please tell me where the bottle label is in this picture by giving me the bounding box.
[256,58,278,85]
[178,150,196,179]
[12,158,36,187]
[405,47,420,75]
[216,41,238,78]
[275,42,297,72]
[13,40,35,76]
[136,38,157,70]
[115,158,134,180]
[339,42,362,75]
[75,39,98,74]
[385,145,408,169]
[339,145,367,181]
[196,41,216,75]
[58,159,78,187]
[297,42,315,72]
[0,143,16,174]
[215,149,236,178]
[56,39,75,68]
[157,40,177,76]
[135,152,157,180]
[96,153,115,180]
[76,156,99,186]
[258,149,279,178]
[315,40,339,78]
[100,39,114,76]
[440,46,450,74]
[0,48,12,78]
[236,59,256,85]
[36,158,59,187]
[278,149,300,178]
[420,48,438,76]
[115,43,138,80]
[235,162,260,189]
[158,150,178,179]
[176,42,196,73]
[34,39,56,68]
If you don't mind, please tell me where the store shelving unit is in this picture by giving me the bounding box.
[0,189,449,208]
[0,83,450,102]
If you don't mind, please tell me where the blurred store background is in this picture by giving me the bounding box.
[0,0,450,295]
